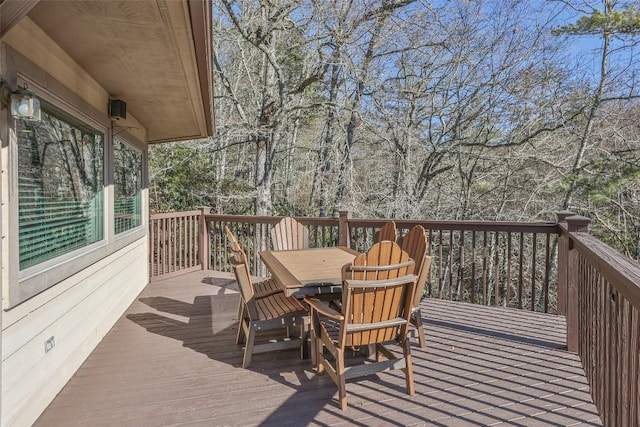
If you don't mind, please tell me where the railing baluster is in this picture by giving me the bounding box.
[171,217,177,273]
[459,231,465,302]
[506,232,512,307]
[186,216,190,269]
[494,232,500,307]
[598,274,606,410]
[471,231,476,304]
[605,281,613,425]
[531,233,537,311]
[448,230,454,300]
[150,218,156,276]
[438,230,444,299]
[482,231,488,305]
[629,307,639,423]
[162,218,167,275]
[544,233,551,313]
[618,296,627,426]
[518,232,524,309]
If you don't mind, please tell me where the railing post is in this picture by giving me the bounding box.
[338,210,352,248]
[556,211,575,316]
[199,207,211,270]
[565,214,590,353]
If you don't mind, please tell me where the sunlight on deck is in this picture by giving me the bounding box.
[35,270,601,426]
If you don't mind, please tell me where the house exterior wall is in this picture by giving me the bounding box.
[1,241,148,427]
[1,17,150,427]
[0,40,6,427]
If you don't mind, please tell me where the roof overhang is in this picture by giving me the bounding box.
[1,0,214,143]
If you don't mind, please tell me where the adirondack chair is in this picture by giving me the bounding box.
[305,241,417,410]
[400,225,432,348]
[270,217,310,251]
[374,220,397,243]
[225,227,307,368]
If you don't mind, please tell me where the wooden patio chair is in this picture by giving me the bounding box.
[305,241,417,410]
[270,216,310,251]
[225,227,308,368]
[225,226,284,344]
[400,225,432,348]
[374,220,397,243]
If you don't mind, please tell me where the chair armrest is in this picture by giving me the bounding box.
[304,297,344,321]
[344,274,417,289]
[347,259,414,272]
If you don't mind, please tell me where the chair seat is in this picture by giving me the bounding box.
[317,315,341,342]
[253,278,283,298]
[255,289,306,321]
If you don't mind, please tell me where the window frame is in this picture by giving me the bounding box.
[112,136,146,238]
[4,56,147,308]
[17,98,107,273]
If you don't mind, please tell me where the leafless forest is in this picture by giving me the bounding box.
[150,0,640,259]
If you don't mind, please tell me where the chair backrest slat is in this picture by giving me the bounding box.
[414,256,432,307]
[271,217,310,250]
[225,226,259,319]
[399,225,432,307]
[374,220,397,244]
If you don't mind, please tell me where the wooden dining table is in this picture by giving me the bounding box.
[259,246,359,297]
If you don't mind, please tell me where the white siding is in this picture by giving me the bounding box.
[1,238,148,427]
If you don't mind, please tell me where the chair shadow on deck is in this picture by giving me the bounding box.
[126,291,340,424]
[201,275,239,293]
[127,295,236,361]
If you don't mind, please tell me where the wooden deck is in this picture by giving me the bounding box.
[35,270,602,426]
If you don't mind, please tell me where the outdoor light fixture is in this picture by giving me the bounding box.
[10,86,41,122]
[109,99,127,120]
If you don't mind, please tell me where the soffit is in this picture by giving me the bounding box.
[25,0,213,143]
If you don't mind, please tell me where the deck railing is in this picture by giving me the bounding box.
[351,218,558,312]
[151,210,559,313]
[558,214,640,426]
[149,210,202,280]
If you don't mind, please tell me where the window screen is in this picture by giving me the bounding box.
[114,138,142,234]
[18,102,104,270]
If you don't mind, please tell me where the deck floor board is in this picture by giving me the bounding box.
[35,270,601,426]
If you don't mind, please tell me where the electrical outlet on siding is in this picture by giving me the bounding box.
[44,336,55,353]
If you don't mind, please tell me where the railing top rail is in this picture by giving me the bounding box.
[567,228,640,310]
[203,214,338,226]
[351,219,559,234]
[150,210,202,219]
[202,213,559,234]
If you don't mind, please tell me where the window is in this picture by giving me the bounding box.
[114,138,142,234]
[17,101,104,270]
